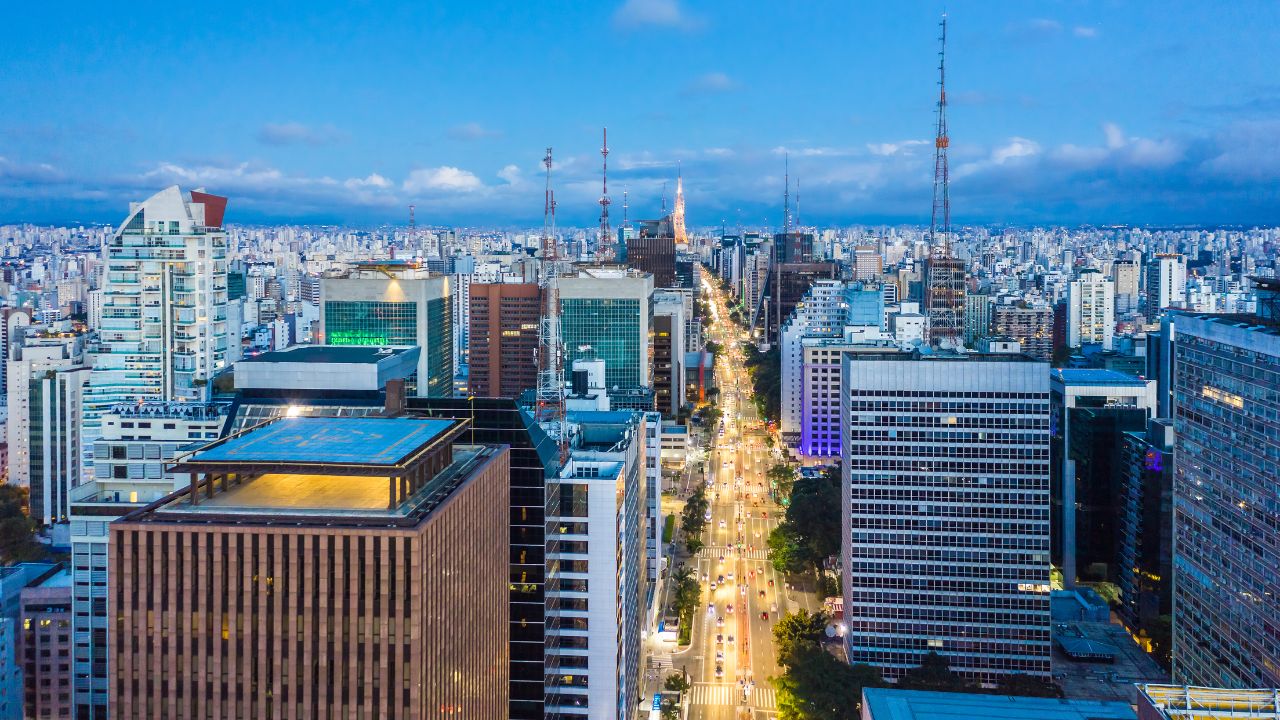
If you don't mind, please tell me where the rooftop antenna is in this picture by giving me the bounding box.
[661,181,668,214]
[783,153,791,235]
[408,204,416,251]
[622,187,630,227]
[537,148,568,464]
[598,127,613,261]
[925,12,964,345]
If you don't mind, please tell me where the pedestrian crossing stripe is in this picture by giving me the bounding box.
[688,682,777,710]
[698,546,770,561]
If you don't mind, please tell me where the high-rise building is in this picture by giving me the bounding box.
[85,186,229,436]
[854,245,883,281]
[69,402,225,719]
[1112,260,1140,315]
[1116,418,1174,662]
[626,218,676,287]
[652,297,686,417]
[468,282,541,398]
[842,351,1052,683]
[6,325,88,525]
[19,570,72,720]
[0,616,19,720]
[963,293,992,347]
[992,304,1053,360]
[1049,369,1156,587]
[559,267,653,392]
[771,262,838,345]
[320,262,454,397]
[773,231,815,264]
[110,416,511,718]
[1170,300,1280,687]
[1067,270,1116,350]
[1145,254,1187,321]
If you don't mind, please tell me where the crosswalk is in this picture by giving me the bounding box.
[688,682,777,710]
[699,546,770,561]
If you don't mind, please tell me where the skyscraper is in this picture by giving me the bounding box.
[992,304,1053,361]
[842,350,1052,683]
[320,262,454,397]
[1112,260,1140,315]
[1171,294,1280,687]
[468,282,541,398]
[626,218,676,287]
[85,186,229,437]
[1145,253,1187,321]
[110,416,511,718]
[558,267,653,392]
[1067,269,1115,350]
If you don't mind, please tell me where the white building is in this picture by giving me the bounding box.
[6,325,89,525]
[842,350,1052,684]
[85,186,229,442]
[69,402,225,719]
[1067,270,1115,350]
[1144,253,1187,321]
[545,412,646,719]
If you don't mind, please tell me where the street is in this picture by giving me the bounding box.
[646,273,820,719]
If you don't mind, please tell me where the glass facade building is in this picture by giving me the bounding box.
[1171,312,1280,688]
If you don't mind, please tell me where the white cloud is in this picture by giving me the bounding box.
[498,164,522,184]
[992,137,1041,164]
[681,72,738,96]
[344,174,392,190]
[867,140,928,156]
[257,122,346,146]
[1074,26,1099,38]
[1103,122,1126,150]
[613,0,698,30]
[403,166,484,193]
[0,156,63,183]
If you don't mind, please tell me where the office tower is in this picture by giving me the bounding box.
[559,267,653,391]
[19,569,72,719]
[1067,270,1116,350]
[545,413,646,717]
[626,218,676,287]
[6,324,89,526]
[771,261,838,345]
[854,245,883,281]
[1112,261,1140,315]
[0,617,18,720]
[1147,315,1177,417]
[992,304,1053,360]
[320,262,454,397]
[0,308,33,398]
[641,411,665,610]
[651,297,686,417]
[1145,254,1187,321]
[68,402,225,719]
[110,416,511,718]
[843,351,1052,683]
[85,187,229,435]
[773,231,815,264]
[1171,296,1280,687]
[468,282,542,398]
[1116,418,1174,660]
[1049,369,1156,587]
[963,293,992,347]
[780,280,886,454]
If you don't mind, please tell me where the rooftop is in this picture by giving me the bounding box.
[861,688,1136,720]
[1051,368,1149,387]
[1051,621,1169,704]
[187,416,457,468]
[243,345,417,365]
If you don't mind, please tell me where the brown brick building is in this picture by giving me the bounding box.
[468,282,542,398]
[109,416,510,719]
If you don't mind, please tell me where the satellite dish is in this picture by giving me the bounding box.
[825,625,837,638]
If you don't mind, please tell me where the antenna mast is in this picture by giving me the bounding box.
[408,204,416,254]
[925,13,965,345]
[598,128,613,261]
[783,153,791,235]
[537,147,568,463]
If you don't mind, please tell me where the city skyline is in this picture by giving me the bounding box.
[2,2,1279,227]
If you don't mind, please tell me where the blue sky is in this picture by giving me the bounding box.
[2,0,1278,227]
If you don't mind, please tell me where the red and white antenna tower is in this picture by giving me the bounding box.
[536,147,568,463]
[598,128,613,262]
[925,13,965,345]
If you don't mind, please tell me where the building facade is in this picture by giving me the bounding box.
[1171,310,1280,688]
[1145,254,1187,321]
[468,282,542,399]
[320,263,454,397]
[1067,270,1115,350]
[19,570,72,720]
[991,305,1053,361]
[559,267,653,392]
[842,351,1052,683]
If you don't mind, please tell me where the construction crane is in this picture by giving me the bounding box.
[536,147,569,464]
[924,13,965,346]
[598,128,613,262]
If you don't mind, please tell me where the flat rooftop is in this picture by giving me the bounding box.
[189,416,456,467]
[862,688,1136,720]
[242,345,416,365]
[1052,368,1149,387]
[1052,621,1169,703]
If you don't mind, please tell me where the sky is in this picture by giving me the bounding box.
[1,0,1279,228]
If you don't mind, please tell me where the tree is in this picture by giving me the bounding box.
[660,699,679,720]
[997,673,1063,698]
[664,673,691,694]
[772,608,828,663]
[897,652,976,693]
[769,465,841,577]
[775,644,883,720]
[768,523,807,575]
[766,463,797,499]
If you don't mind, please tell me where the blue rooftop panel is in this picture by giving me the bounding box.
[1052,368,1148,386]
[192,417,455,467]
[862,688,1137,720]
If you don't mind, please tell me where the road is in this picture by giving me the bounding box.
[647,271,819,720]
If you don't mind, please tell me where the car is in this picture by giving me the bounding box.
[771,603,778,613]
[707,603,716,615]
[761,511,768,519]
[716,616,725,627]
[703,510,712,522]
[718,520,726,529]
[715,664,724,678]
[761,611,769,621]
[717,575,724,584]
[740,585,747,596]
[715,649,724,661]
[727,573,735,582]
[759,589,766,598]
[726,603,734,614]
[709,581,717,590]
[768,579,774,587]
[727,635,735,644]
[715,634,723,644]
